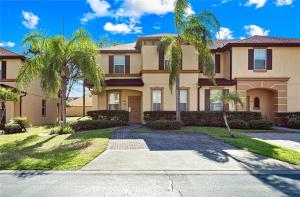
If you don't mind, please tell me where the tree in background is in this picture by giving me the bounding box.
[17,29,105,127]
[0,87,19,124]
[158,0,220,121]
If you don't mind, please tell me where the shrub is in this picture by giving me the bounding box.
[71,120,127,131]
[287,120,300,129]
[50,125,74,135]
[87,110,129,122]
[4,123,22,134]
[248,120,274,130]
[276,112,300,126]
[11,117,31,132]
[144,111,176,122]
[228,119,249,129]
[146,120,182,130]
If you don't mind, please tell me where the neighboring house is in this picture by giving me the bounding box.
[0,47,59,125]
[88,34,300,123]
[67,94,92,117]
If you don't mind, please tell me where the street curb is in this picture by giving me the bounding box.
[1,170,300,175]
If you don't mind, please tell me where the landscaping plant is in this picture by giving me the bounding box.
[17,29,105,128]
[0,87,19,124]
[157,0,220,121]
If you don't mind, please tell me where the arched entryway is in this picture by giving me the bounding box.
[246,88,276,120]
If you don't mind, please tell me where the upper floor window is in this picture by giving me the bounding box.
[210,89,223,111]
[152,89,162,111]
[180,89,188,112]
[114,55,125,74]
[108,92,120,110]
[254,49,267,70]
[164,54,169,70]
[0,61,2,80]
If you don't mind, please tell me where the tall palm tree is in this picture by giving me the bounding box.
[158,0,220,121]
[17,29,105,127]
[219,91,243,138]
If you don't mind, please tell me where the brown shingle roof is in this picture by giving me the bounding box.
[0,47,25,60]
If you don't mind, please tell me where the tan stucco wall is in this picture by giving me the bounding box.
[99,53,142,74]
[247,89,275,120]
[232,47,300,112]
[1,59,59,125]
[67,106,93,117]
[199,52,229,79]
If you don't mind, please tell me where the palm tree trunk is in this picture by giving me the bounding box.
[223,111,234,138]
[61,78,67,127]
[175,72,180,121]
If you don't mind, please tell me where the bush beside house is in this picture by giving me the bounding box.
[87,110,129,122]
[276,112,300,127]
[71,120,127,132]
[287,120,300,129]
[146,120,182,130]
[3,117,31,134]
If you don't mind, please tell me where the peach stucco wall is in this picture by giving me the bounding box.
[1,59,59,125]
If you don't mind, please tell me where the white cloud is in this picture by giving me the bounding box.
[0,41,15,48]
[275,0,293,6]
[22,11,39,29]
[185,6,195,16]
[244,25,270,36]
[153,23,161,30]
[116,0,175,18]
[81,0,112,23]
[216,27,234,40]
[245,0,267,8]
[221,0,232,4]
[104,20,142,34]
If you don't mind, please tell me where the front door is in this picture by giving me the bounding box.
[128,96,141,123]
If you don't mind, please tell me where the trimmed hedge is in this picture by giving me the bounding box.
[87,110,129,122]
[144,111,261,127]
[146,120,182,130]
[287,120,300,129]
[248,120,274,130]
[228,119,249,129]
[50,125,74,135]
[276,112,300,126]
[71,120,127,131]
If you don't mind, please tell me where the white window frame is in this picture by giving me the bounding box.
[108,91,120,110]
[210,89,223,111]
[164,54,169,70]
[254,49,267,70]
[0,61,2,80]
[180,89,188,112]
[113,55,125,74]
[152,89,162,111]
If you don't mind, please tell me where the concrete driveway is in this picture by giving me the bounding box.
[82,126,300,171]
[242,133,300,152]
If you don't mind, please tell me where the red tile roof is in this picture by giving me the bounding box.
[198,78,237,86]
[105,79,144,86]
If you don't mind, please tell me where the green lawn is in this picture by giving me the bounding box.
[183,127,300,166]
[0,126,113,170]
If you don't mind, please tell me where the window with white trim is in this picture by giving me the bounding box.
[164,54,169,70]
[108,92,120,110]
[254,49,267,70]
[113,55,125,74]
[210,89,223,111]
[0,61,2,79]
[180,89,188,111]
[152,89,162,111]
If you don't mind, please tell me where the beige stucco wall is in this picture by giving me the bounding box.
[98,53,142,74]
[232,47,300,112]
[199,52,228,79]
[66,106,93,117]
[1,59,59,125]
[247,89,275,119]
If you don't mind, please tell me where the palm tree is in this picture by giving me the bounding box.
[0,87,19,124]
[17,29,105,127]
[158,0,220,121]
[219,91,243,138]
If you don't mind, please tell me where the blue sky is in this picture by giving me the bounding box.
[0,0,299,96]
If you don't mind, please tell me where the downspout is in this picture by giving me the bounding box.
[197,86,201,111]
[19,92,27,117]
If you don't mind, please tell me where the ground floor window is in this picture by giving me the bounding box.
[42,99,46,116]
[210,89,223,111]
[108,92,120,110]
[152,89,162,111]
[180,89,188,111]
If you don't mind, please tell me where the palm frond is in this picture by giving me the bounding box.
[222,91,244,107]
[174,0,189,32]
